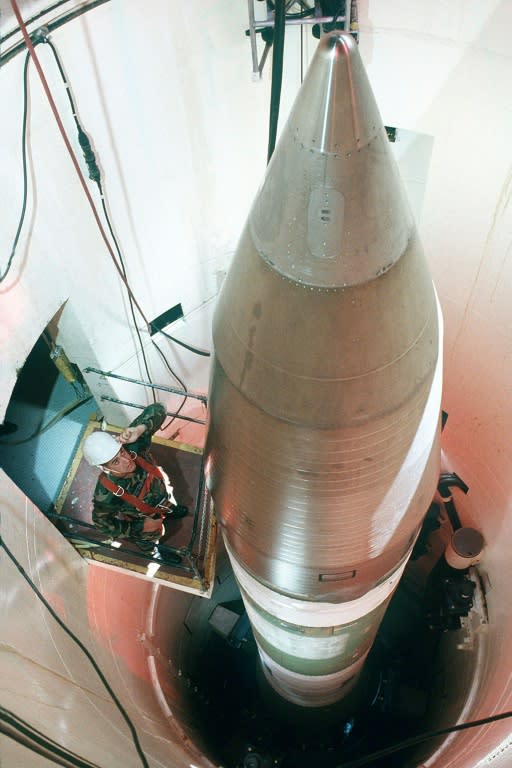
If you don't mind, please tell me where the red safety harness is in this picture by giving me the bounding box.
[98,454,170,516]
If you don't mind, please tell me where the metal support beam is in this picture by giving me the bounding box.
[99,396,207,426]
[247,1,352,77]
[84,367,207,403]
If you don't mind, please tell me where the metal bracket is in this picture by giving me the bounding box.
[246,0,353,79]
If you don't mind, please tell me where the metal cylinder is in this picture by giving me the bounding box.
[445,527,484,570]
[205,32,442,707]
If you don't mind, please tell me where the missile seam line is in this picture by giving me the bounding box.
[213,396,436,464]
[230,477,417,493]
[222,465,418,481]
[289,129,380,158]
[215,426,429,458]
[225,539,410,620]
[226,531,413,571]
[216,430,415,464]
[241,591,388,636]
[342,36,361,147]
[260,646,369,678]
[251,206,408,289]
[319,47,335,151]
[222,467,418,493]
[218,404,428,443]
[212,361,436,433]
[216,470,411,498]
[227,543,411,565]
[222,307,435,384]
[221,426,428,464]
[215,428,419,462]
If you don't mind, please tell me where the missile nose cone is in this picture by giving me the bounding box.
[250,31,413,288]
[297,30,378,154]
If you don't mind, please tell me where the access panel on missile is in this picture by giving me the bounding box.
[205,31,443,708]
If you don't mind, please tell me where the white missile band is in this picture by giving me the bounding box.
[242,593,378,668]
[225,537,408,628]
[371,291,444,553]
[258,645,368,708]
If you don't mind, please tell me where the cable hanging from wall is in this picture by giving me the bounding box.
[42,31,158,405]
[1,50,30,282]
[6,1,211,430]
[0,535,150,768]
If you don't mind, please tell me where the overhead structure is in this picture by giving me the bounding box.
[206,30,443,708]
[246,0,357,78]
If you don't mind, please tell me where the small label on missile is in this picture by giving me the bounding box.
[319,570,356,582]
[308,186,344,261]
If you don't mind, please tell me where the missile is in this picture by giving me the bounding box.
[205,31,443,708]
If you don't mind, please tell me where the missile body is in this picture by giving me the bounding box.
[205,32,442,708]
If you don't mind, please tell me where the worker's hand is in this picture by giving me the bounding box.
[118,424,146,444]
[143,517,163,535]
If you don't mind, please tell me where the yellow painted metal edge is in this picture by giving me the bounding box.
[54,420,99,513]
[105,421,203,455]
[202,509,218,593]
[77,547,205,590]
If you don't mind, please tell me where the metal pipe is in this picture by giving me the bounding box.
[99,396,207,425]
[258,41,271,76]
[247,0,260,77]
[253,15,348,28]
[344,1,351,31]
[84,367,207,403]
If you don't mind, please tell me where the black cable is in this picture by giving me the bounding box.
[45,38,77,111]
[263,3,315,21]
[151,340,187,393]
[50,38,154,396]
[6,34,203,418]
[159,328,210,357]
[1,51,30,282]
[1,706,103,768]
[97,179,157,403]
[44,38,196,403]
[1,0,105,47]
[284,8,315,21]
[0,536,150,768]
[151,338,188,430]
[1,30,151,397]
[43,38,157,403]
[267,0,286,164]
[336,709,512,768]
[2,3,111,68]
[331,2,346,27]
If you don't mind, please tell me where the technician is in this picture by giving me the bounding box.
[82,403,188,565]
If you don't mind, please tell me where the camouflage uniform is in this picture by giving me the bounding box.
[91,403,173,552]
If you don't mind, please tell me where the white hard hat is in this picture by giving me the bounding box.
[83,431,120,466]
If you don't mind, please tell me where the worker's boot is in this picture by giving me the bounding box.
[151,546,181,566]
[164,504,188,521]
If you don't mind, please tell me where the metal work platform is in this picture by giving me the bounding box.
[53,418,217,597]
